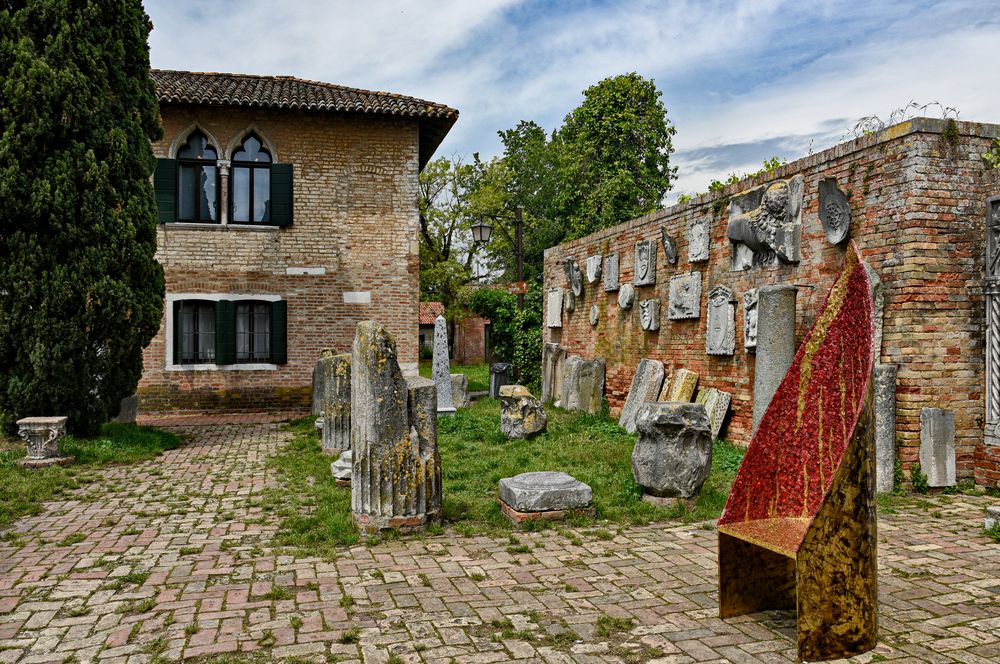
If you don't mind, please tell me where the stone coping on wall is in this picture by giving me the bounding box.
[544,117,1000,256]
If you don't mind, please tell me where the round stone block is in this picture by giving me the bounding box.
[498,471,592,512]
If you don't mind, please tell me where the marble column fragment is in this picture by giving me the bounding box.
[317,351,352,454]
[920,407,956,487]
[752,284,798,430]
[874,364,897,494]
[431,315,456,415]
[351,321,441,535]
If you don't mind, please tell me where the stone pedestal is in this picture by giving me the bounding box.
[753,284,798,430]
[618,359,665,434]
[315,351,352,454]
[490,363,512,398]
[432,315,456,416]
[920,407,956,487]
[632,402,712,499]
[499,385,547,439]
[16,416,72,468]
[499,472,593,525]
[450,374,470,408]
[874,364,898,494]
[351,322,441,535]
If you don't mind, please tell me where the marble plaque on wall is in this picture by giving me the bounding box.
[634,240,657,286]
[604,253,620,292]
[565,258,584,297]
[667,272,701,320]
[547,288,563,328]
[618,283,635,310]
[661,227,678,264]
[743,288,758,353]
[585,254,603,284]
[639,299,660,331]
[706,286,736,355]
[689,217,710,263]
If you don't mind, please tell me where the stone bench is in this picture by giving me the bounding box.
[717,245,878,662]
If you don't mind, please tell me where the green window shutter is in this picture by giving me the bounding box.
[270,163,293,227]
[172,300,182,364]
[215,300,236,365]
[270,300,288,364]
[154,158,177,223]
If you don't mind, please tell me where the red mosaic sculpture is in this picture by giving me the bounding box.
[717,243,878,661]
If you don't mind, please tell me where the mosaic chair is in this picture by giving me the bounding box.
[717,244,878,661]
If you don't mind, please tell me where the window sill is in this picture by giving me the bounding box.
[164,222,281,232]
[166,363,279,372]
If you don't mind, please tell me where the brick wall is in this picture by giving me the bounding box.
[454,316,488,364]
[139,105,422,411]
[543,118,1000,486]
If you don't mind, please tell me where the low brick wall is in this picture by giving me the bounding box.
[543,118,1000,485]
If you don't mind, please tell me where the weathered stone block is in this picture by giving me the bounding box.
[546,288,563,328]
[753,284,797,430]
[920,407,955,487]
[565,258,584,297]
[706,286,736,355]
[875,364,897,494]
[668,272,701,320]
[603,253,619,292]
[632,402,713,499]
[661,369,699,403]
[542,343,566,405]
[315,351,352,454]
[618,283,635,310]
[589,304,599,327]
[703,389,732,439]
[688,217,710,263]
[986,505,1000,530]
[639,299,660,331]
[585,254,602,284]
[112,395,138,424]
[451,373,469,408]
[500,385,547,439]
[743,288,758,353]
[17,416,68,460]
[331,450,352,485]
[490,363,512,398]
[634,240,657,286]
[819,177,851,245]
[499,471,592,512]
[560,355,605,415]
[618,359,665,434]
[432,315,456,415]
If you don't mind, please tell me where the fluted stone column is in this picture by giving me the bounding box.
[315,350,351,454]
[752,284,798,431]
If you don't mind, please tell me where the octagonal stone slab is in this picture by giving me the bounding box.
[499,471,592,512]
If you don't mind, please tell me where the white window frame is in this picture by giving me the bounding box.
[165,293,283,371]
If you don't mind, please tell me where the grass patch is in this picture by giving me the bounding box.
[986,523,1000,543]
[419,361,489,392]
[0,423,180,529]
[595,615,635,638]
[270,401,746,556]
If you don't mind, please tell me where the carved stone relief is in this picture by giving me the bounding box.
[661,227,678,264]
[706,286,736,355]
[590,304,599,327]
[565,288,575,313]
[639,299,660,331]
[586,255,602,284]
[565,258,584,297]
[546,288,563,328]
[726,174,804,270]
[743,288,758,353]
[634,240,657,286]
[604,253,620,292]
[668,272,702,320]
[819,177,851,245]
[618,283,635,310]
[985,196,1000,446]
[689,217,710,263]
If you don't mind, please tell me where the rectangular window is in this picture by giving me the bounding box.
[178,164,218,222]
[177,301,216,363]
[236,301,271,362]
[232,165,271,224]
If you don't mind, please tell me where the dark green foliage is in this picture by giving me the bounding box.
[911,462,929,493]
[467,283,542,390]
[0,0,164,434]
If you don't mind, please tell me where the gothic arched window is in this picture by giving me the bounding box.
[176,130,219,223]
[231,134,272,223]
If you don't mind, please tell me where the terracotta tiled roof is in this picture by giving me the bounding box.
[419,302,445,326]
[151,69,457,168]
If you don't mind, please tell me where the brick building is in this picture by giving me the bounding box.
[544,118,1000,486]
[138,70,457,412]
[418,302,489,364]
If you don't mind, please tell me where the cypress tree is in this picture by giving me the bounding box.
[0,0,164,434]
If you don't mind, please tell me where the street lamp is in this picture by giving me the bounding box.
[472,207,525,310]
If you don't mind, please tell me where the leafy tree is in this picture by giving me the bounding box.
[466,283,542,391]
[0,0,164,434]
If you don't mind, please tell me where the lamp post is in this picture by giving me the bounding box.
[471,207,525,310]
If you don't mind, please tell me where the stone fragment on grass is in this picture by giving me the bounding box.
[618,359,665,434]
[632,402,712,499]
[499,471,592,512]
[499,385,547,439]
[451,373,470,408]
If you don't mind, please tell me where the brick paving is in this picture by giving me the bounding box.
[0,421,997,663]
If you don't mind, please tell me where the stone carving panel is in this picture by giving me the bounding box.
[726,174,804,270]
[589,304,599,326]
[639,299,660,331]
[819,177,851,244]
[688,217,710,263]
[743,288,758,353]
[706,286,736,355]
[986,196,1000,446]
[585,254,602,284]
[634,240,657,286]
[565,258,584,297]
[668,272,702,320]
[618,283,635,310]
[603,253,620,292]
[661,227,678,264]
[546,288,563,328]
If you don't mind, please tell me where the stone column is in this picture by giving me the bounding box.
[218,160,230,225]
[316,351,351,454]
[752,284,798,431]
[351,321,441,535]
[919,407,956,487]
[874,364,897,494]
[431,315,456,415]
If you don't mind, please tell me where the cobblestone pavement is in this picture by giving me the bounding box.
[0,421,997,663]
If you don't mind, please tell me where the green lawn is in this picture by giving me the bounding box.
[269,399,745,555]
[0,423,182,529]
[418,361,489,392]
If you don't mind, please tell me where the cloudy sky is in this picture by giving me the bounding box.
[146,0,1000,201]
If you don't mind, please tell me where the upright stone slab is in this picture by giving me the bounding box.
[351,322,441,535]
[634,240,657,286]
[585,255,602,284]
[668,272,701,319]
[451,373,470,408]
[561,356,605,415]
[490,362,512,398]
[312,352,330,415]
[706,286,736,355]
[618,359,665,434]
[752,284,798,430]
[112,394,138,424]
[743,288,759,352]
[500,385,547,439]
[632,402,713,499]
[546,288,563,328]
[542,343,566,405]
[661,369,699,403]
[865,263,884,361]
[920,407,956,487]
[603,253,620,292]
[704,389,732,439]
[316,351,352,454]
[688,217,710,263]
[432,315,456,415]
[874,364,898,494]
